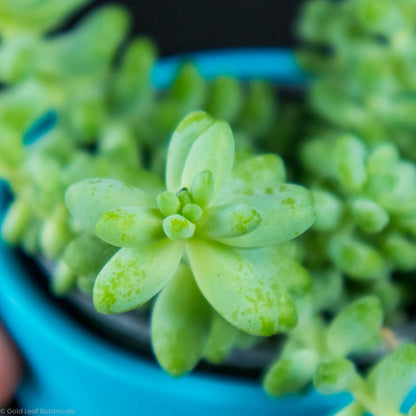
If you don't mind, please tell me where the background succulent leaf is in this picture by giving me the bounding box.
[332,402,365,416]
[0,0,92,37]
[329,235,387,281]
[368,344,416,415]
[327,296,383,357]
[65,178,153,232]
[264,349,319,396]
[313,359,356,395]
[203,313,239,364]
[63,233,118,278]
[223,154,286,197]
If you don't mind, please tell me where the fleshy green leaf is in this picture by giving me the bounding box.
[51,260,76,296]
[333,402,365,416]
[114,37,157,108]
[313,359,356,395]
[334,135,367,192]
[351,198,389,234]
[327,296,383,357]
[162,214,195,240]
[151,264,211,376]
[96,207,163,247]
[63,233,117,278]
[180,120,234,198]
[383,234,416,271]
[205,76,243,123]
[51,5,130,78]
[264,349,319,396]
[222,154,286,197]
[40,204,73,259]
[186,239,293,336]
[0,0,91,37]
[166,111,214,192]
[369,344,416,415]
[93,239,184,313]
[329,235,387,280]
[312,189,343,232]
[1,199,31,245]
[65,178,153,232]
[217,185,315,248]
[204,313,238,364]
[190,170,215,207]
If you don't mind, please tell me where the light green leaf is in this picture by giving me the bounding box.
[312,189,343,232]
[96,207,163,247]
[40,204,73,259]
[351,198,389,234]
[383,234,416,271]
[369,344,416,415]
[204,313,238,364]
[334,135,367,192]
[52,5,130,78]
[151,264,211,376]
[366,143,399,176]
[65,178,153,232]
[181,120,234,198]
[114,37,157,108]
[77,274,96,295]
[327,296,383,357]
[238,80,276,138]
[166,111,214,192]
[333,402,364,416]
[186,239,294,336]
[217,185,315,248]
[329,235,387,280]
[51,261,76,296]
[0,0,91,36]
[205,76,243,123]
[1,199,31,245]
[313,359,356,395]
[311,269,343,310]
[221,154,286,198]
[63,233,117,278]
[264,349,319,396]
[94,239,184,313]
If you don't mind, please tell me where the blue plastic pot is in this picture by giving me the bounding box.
[0,49,357,416]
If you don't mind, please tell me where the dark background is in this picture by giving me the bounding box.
[81,0,305,56]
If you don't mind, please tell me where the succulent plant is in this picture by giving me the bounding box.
[1,0,416,415]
